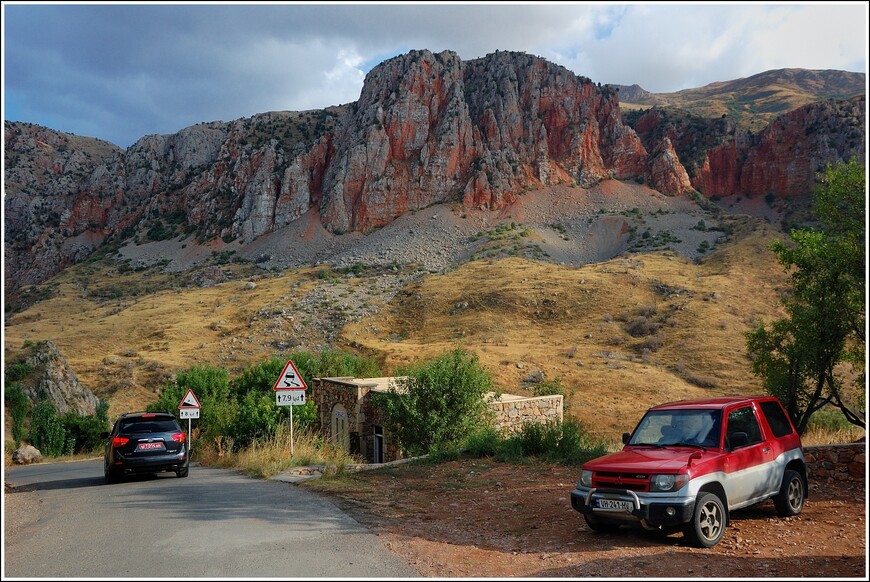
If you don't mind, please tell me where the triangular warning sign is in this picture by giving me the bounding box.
[178,389,201,409]
[272,360,308,391]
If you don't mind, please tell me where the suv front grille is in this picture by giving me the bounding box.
[593,471,650,492]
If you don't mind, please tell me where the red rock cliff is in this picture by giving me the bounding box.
[319,50,655,232]
[694,96,865,198]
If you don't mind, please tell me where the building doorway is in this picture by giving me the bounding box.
[373,425,384,464]
[331,404,349,450]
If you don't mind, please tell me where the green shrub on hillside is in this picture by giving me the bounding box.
[5,383,30,447]
[458,418,609,466]
[61,410,108,454]
[373,346,497,456]
[5,362,33,383]
[29,399,71,456]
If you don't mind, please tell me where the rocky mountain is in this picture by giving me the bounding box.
[610,84,668,107]
[4,51,866,293]
[628,95,866,198]
[612,68,866,131]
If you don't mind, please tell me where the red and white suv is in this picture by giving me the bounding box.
[571,396,807,547]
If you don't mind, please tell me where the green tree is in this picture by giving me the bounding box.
[61,411,109,454]
[5,383,30,447]
[149,364,236,443]
[229,357,316,448]
[29,399,71,456]
[747,158,865,433]
[373,347,498,455]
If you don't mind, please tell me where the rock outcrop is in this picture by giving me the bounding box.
[4,123,124,289]
[319,50,653,232]
[694,95,866,199]
[22,340,101,416]
[630,96,865,200]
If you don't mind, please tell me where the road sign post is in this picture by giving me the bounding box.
[177,389,202,456]
[273,360,308,456]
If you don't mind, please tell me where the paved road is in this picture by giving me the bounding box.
[3,460,416,578]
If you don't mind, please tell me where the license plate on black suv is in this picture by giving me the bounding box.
[137,442,165,451]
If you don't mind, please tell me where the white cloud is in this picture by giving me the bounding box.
[3,2,866,147]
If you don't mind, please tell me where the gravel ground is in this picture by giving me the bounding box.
[117,182,731,277]
[302,457,866,579]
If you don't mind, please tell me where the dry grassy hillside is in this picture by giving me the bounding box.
[3,213,791,440]
[343,218,789,437]
[618,69,865,133]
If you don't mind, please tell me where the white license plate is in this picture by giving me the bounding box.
[137,442,164,451]
[596,499,634,511]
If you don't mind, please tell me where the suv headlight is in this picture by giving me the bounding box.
[650,474,688,492]
[578,469,593,488]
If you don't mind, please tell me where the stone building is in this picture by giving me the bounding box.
[310,376,564,463]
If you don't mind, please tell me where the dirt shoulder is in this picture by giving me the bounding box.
[299,457,866,578]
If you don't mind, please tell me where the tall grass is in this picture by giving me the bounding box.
[454,418,609,466]
[801,408,865,446]
[195,425,359,479]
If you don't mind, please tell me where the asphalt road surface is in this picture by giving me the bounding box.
[3,460,416,578]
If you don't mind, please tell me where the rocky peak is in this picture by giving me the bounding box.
[21,340,101,416]
[647,137,694,196]
[319,49,656,232]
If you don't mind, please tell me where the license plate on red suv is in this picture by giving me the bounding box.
[596,499,634,511]
[137,442,164,451]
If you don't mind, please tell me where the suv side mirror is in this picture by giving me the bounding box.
[622,432,631,445]
[728,431,749,449]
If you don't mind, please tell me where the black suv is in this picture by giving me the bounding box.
[102,412,189,483]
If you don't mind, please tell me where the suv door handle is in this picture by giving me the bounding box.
[763,446,771,452]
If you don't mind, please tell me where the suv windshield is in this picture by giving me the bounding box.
[119,420,180,434]
[629,409,722,448]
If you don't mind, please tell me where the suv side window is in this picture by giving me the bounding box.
[726,406,763,448]
[759,401,794,438]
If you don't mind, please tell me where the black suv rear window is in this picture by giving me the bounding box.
[119,420,180,434]
[760,401,794,438]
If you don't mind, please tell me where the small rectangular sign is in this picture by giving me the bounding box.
[276,391,306,406]
[137,442,165,451]
[179,408,200,419]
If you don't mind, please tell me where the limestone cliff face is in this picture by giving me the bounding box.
[695,95,865,199]
[632,97,865,199]
[4,52,865,292]
[647,137,694,195]
[319,50,651,232]
[5,111,341,290]
[4,122,124,288]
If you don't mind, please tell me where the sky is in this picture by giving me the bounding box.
[2,2,868,149]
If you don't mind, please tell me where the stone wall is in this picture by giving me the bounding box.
[309,378,402,463]
[803,443,865,482]
[490,395,564,434]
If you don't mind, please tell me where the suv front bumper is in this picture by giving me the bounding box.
[571,487,694,528]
